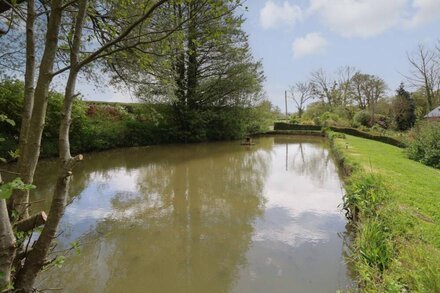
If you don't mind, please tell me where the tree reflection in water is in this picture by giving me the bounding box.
[34,139,273,292]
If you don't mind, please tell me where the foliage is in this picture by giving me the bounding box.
[106,1,264,142]
[289,114,299,124]
[274,123,321,131]
[318,111,345,127]
[356,218,392,272]
[0,114,35,200]
[353,110,371,127]
[0,80,274,158]
[344,173,388,220]
[407,121,440,169]
[302,101,329,123]
[392,83,416,131]
[0,178,35,200]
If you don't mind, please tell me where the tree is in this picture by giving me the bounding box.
[392,83,416,131]
[309,66,357,109]
[289,81,314,117]
[406,43,440,112]
[335,66,357,107]
[350,73,387,124]
[108,0,264,141]
[351,73,370,109]
[310,68,337,108]
[1,0,189,290]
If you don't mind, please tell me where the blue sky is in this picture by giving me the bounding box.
[81,0,440,109]
[241,0,440,109]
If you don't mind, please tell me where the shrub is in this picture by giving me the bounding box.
[123,120,157,146]
[353,111,371,127]
[0,80,24,133]
[303,101,329,121]
[289,114,299,124]
[374,114,390,129]
[407,121,440,169]
[319,111,340,127]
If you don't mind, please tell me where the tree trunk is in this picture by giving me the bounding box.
[10,0,63,218]
[9,0,37,220]
[0,173,16,291]
[13,0,88,290]
[186,2,198,108]
[0,200,16,291]
[19,0,36,167]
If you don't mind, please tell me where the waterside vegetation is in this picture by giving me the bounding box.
[330,134,440,292]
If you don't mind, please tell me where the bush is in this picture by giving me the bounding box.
[289,114,299,124]
[303,102,329,121]
[374,114,390,129]
[319,111,341,127]
[407,121,440,169]
[353,111,372,127]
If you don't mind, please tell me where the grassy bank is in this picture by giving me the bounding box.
[332,135,440,291]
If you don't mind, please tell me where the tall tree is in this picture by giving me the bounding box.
[310,68,337,108]
[350,73,387,124]
[335,66,357,107]
[392,83,416,131]
[109,0,264,141]
[406,43,440,112]
[289,81,314,117]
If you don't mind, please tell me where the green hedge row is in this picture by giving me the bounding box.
[329,127,406,148]
[274,123,322,131]
[273,123,406,148]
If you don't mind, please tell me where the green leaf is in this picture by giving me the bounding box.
[0,178,36,200]
[54,256,65,268]
[5,118,15,126]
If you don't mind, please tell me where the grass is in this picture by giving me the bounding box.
[333,135,440,292]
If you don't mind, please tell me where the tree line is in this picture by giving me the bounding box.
[289,42,440,130]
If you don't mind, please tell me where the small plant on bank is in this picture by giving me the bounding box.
[343,173,388,221]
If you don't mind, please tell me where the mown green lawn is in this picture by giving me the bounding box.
[335,135,440,291]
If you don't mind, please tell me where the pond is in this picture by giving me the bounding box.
[31,136,353,292]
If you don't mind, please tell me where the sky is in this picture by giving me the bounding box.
[80,0,440,109]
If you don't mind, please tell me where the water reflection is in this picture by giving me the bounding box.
[236,137,350,292]
[32,136,351,292]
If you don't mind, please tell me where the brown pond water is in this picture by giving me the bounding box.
[30,136,353,292]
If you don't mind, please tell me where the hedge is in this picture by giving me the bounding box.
[272,123,406,148]
[274,123,322,131]
[329,127,406,148]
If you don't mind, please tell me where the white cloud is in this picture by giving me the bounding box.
[308,0,407,38]
[260,1,303,29]
[292,32,328,58]
[407,0,440,27]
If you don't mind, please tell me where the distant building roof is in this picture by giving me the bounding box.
[425,106,440,118]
